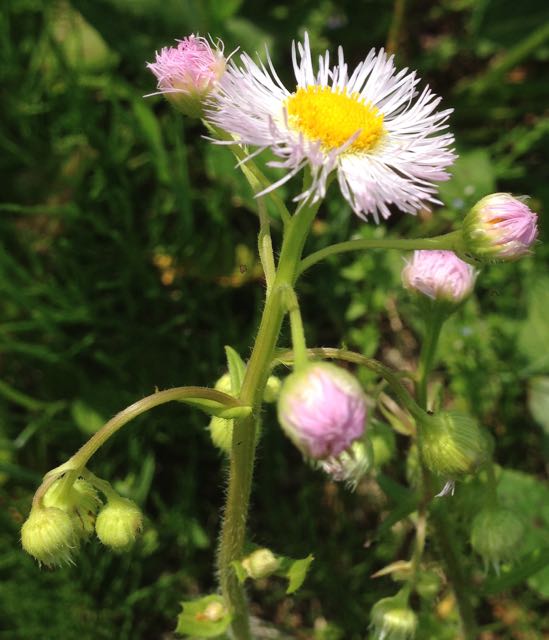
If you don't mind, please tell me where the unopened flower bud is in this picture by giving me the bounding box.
[402,250,476,304]
[21,507,79,567]
[209,416,233,453]
[147,35,226,117]
[241,548,280,579]
[471,506,524,572]
[95,497,143,551]
[318,435,373,489]
[462,193,538,261]
[202,600,227,622]
[43,477,101,539]
[263,375,282,403]
[418,411,489,478]
[371,592,417,640]
[277,363,367,459]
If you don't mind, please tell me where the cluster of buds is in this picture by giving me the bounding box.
[277,362,367,460]
[21,475,143,567]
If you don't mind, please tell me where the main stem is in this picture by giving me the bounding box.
[218,201,319,639]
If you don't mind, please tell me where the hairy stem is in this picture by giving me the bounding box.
[218,199,320,639]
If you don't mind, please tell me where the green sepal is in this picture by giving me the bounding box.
[181,396,252,419]
[175,594,232,638]
[224,346,247,394]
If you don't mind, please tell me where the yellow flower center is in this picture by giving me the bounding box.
[285,86,385,154]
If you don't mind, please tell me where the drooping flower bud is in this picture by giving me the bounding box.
[241,548,280,579]
[370,591,417,640]
[418,411,489,479]
[277,363,367,459]
[402,250,476,304]
[318,434,373,489]
[462,193,538,261]
[147,35,226,117]
[471,505,524,572]
[21,507,80,567]
[95,496,143,552]
[43,477,102,539]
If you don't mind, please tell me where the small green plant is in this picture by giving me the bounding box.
[18,27,542,640]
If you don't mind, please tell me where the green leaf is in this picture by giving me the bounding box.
[224,346,246,394]
[280,554,314,594]
[176,594,231,638]
[132,101,171,185]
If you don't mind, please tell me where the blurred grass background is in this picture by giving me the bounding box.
[1,0,548,638]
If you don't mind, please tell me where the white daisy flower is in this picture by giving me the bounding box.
[206,33,456,222]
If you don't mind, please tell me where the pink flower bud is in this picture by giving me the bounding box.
[402,250,476,303]
[277,363,367,459]
[147,35,225,117]
[463,193,538,261]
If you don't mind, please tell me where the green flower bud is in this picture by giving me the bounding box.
[202,600,227,622]
[371,592,417,640]
[21,507,80,567]
[214,372,232,394]
[418,411,489,479]
[471,506,524,572]
[209,416,233,453]
[43,477,102,539]
[241,548,280,579]
[95,497,143,551]
[263,375,282,403]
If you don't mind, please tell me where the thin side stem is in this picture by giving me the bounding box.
[298,231,462,276]
[282,287,308,371]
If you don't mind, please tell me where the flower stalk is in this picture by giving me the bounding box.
[217,196,320,639]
